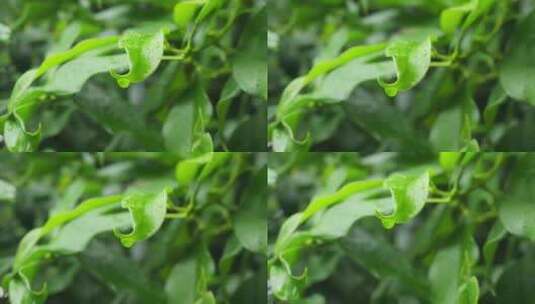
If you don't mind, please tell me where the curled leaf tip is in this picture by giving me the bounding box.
[111,29,165,89]
[114,189,168,248]
[118,78,131,89]
[378,37,432,97]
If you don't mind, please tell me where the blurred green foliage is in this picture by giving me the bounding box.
[268,0,535,152]
[0,152,267,304]
[268,152,535,303]
[0,0,266,152]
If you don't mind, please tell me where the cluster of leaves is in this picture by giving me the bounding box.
[268,0,535,152]
[0,152,267,304]
[0,0,266,152]
[268,152,535,303]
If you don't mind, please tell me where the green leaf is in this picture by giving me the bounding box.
[429,235,479,304]
[440,1,476,34]
[463,0,497,30]
[4,54,130,152]
[14,195,124,269]
[198,152,230,179]
[195,243,215,293]
[114,189,169,247]
[218,235,242,274]
[274,213,304,255]
[483,84,507,126]
[379,37,432,97]
[174,150,223,187]
[276,44,389,122]
[499,195,535,241]
[7,206,129,291]
[13,229,45,271]
[302,179,383,222]
[34,36,119,80]
[175,154,211,185]
[216,77,240,140]
[483,220,506,265]
[429,245,461,304]
[195,292,216,304]
[163,86,212,155]
[498,154,535,241]
[377,171,430,229]
[4,35,118,104]
[47,22,81,55]
[7,36,119,118]
[9,70,39,110]
[175,159,201,185]
[1,0,265,152]
[163,100,195,154]
[304,43,387,84]
[174,0,203,29]
[111,29,165,88]
[233,168,267,253]
[271,128,291,152]
[499,11,535,105]
[3,118,40,152]
[311,198,392,239]
[458,276,479,304]
[11,54,127,108]
[0,23,10,42]
[273,179,384,257]
[430,106,463,151]
[313,60,395,100]
[231,9,267,99]
[44,55,128,94]
[9,278,46,304]
[196,0,224,23]
[46,211,131,253]
[0,179,15,202]
[269,263,307,301]
[439,152,461,171]
[165,255,203,304]
[277,78,306,114]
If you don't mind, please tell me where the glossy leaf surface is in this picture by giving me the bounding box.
[114,189,169,247]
